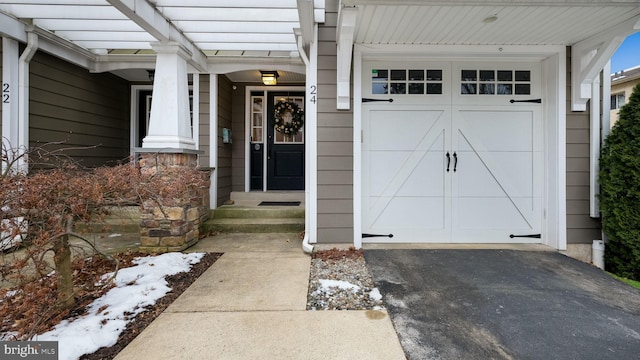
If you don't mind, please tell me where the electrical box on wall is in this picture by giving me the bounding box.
[222,128,232,144]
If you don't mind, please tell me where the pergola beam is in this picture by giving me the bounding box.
[107,0,208,72]
[297,0,315,46]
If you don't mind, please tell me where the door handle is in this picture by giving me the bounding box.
[453,152,458,172]
[446,152,450,172]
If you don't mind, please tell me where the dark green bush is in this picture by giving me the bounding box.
[599,83,640,280]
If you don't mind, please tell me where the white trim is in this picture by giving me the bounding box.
[210,74,219,209]
[590,72,600,218]
[192,73,200,149]
[243,85,306,192]
[353,48,363,249]
[306,24,319,245]
[129,85,153,153]
[602,61,612,138]
[2,37,20,173]
[542,51,567,251]
[353,44,566,249]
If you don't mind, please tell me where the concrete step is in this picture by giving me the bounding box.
[201,217,304,234]
[75,206,140,234]
[230,191,304,203]
[212,206,304,219]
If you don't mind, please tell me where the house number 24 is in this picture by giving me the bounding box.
[309,85,317,104]
[2,83,9,104]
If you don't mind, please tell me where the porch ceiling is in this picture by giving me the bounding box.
[344,1,640,46]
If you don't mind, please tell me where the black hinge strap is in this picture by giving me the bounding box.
[509,234,541,238]
[362,233,394,238]
[362,98,394,103]
[510,99,542,104]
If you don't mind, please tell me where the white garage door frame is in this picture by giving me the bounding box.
[352,44,567,250]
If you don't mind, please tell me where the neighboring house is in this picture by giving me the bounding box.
[610,65,640,127]
[1,1,640,262]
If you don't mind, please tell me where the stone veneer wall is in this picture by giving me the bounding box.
[137,152,210,253]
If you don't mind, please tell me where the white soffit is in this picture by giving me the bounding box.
[341,2,640,46]
[0,0,326,63]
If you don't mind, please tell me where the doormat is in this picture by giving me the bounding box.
[258,201,301,206]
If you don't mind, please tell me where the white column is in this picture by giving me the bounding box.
[2,37,20,171]
[142,42,195,150]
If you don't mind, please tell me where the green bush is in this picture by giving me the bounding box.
[599,83,640,280]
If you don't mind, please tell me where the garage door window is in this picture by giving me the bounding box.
[372,69,443,95]
[461,70,531,95]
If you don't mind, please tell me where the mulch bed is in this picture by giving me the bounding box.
[80,252,221,360]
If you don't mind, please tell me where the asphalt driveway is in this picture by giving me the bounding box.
[364,249,640,360]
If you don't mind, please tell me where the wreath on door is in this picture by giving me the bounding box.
[273,100,304,136]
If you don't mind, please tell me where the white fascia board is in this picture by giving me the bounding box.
[571,15,640,111]
[207,62,305,75]
[107,0,208,72]
[93,54,156,72]
[197,42,299,52]
[358,44,566,59]
[0,12,26,42]
[336,5,358,110]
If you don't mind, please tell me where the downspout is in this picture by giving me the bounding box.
[17,31,38,173]
[296,29,314,254]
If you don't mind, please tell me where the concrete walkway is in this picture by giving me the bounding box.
[114,233,406,360]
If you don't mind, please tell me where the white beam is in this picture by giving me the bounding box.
[571,15,640,111]
[336,5,358,109]
[0,12,26,42]
[107,0,208,72]
[297,0,315,46]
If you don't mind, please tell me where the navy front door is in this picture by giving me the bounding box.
[266,92,305,190]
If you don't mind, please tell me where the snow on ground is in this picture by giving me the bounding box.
[318,279,360,292]
[369,287,382,301]
[33,252,205,360]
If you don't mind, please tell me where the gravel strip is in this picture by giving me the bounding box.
[307,249,384,310]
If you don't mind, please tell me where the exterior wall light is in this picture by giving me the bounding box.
[260,71,279,85]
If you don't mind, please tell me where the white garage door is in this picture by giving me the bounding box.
[362,61,543,243]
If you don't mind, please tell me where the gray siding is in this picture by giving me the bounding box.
[29,50,129,167]
[198,74,210,168]
[231,83,247,192]
[217,75,233,206]
[566,47,601,244]
[317,0,354,243]
[197,74,233,206]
